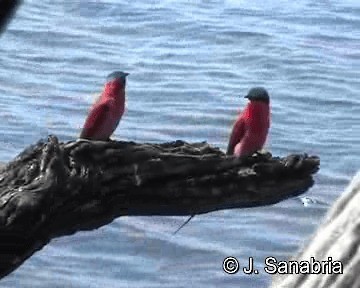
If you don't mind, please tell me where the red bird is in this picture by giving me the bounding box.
[226,87,270,157]
[79,71,129,141]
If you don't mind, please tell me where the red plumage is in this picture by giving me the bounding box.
[227,99,270,157]
[80,78,126,141]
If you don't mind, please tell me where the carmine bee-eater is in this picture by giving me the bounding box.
[174,88,270,234]
[79,71,129,141]
[226,87,270,157]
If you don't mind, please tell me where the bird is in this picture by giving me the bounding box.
[175,88,270,234]
[226,87,270,157]
[79,71,129,141]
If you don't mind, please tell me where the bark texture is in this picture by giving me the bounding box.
[0,135,319,278]
[271,171,360,288]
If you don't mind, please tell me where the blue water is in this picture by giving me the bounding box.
[1,0,359,287]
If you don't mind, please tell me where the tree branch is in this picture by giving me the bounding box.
[0,135,319,278]
[0,0,22,35]
[271,172,360,288]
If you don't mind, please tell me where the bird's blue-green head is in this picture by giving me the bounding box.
[106,71,129,86]
[244,87,270,103]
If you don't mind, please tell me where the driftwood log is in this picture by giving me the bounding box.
[0,0,22,35]
[0,135,319,278]
[271,171,360,288]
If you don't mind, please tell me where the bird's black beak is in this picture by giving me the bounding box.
[124,72,130,77]
[244,95,250,99]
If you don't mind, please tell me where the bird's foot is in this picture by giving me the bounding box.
[76,138,92,142]
[253,149,272,160]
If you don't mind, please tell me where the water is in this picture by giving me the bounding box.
[0,0,359,287]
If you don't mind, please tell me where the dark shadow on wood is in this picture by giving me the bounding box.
[0,135,319,279]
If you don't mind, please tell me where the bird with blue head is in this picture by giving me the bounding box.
[79,71,129,141]
[227,87,271,157]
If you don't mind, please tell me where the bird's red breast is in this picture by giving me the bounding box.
[227,101,270,157]
[80,79,125,140]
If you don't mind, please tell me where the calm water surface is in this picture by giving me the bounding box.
[0,0,359,287]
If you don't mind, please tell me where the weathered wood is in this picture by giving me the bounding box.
[0,0,22,35]
[271,171,360,288]
[0,135,319,278]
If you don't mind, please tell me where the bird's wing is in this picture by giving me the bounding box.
[226,117,245,155]
[79,102,110,139]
